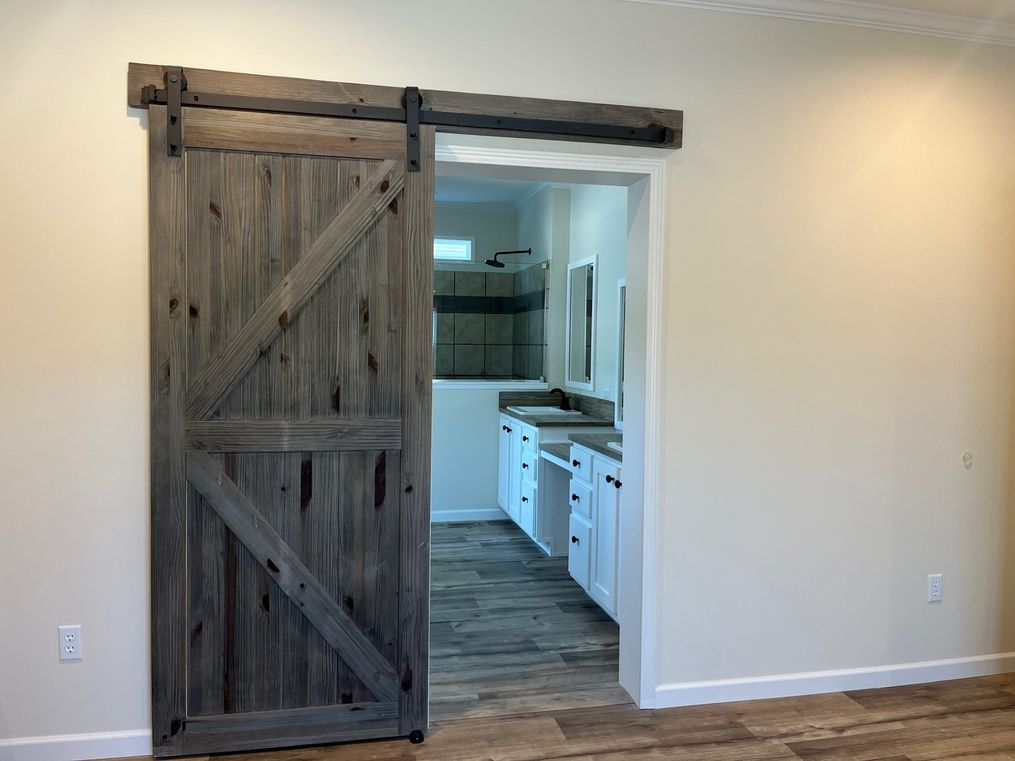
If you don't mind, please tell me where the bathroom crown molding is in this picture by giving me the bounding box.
[623,0,1015,46]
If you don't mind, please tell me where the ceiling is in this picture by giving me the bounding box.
[843,0,1015,22]
[435,176,544,207]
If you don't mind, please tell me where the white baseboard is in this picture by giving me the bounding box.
[655,651,1015,708]
[431,507,508,523]
[0,729,150,761]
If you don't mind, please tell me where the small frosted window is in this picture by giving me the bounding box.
[434,238,472,261]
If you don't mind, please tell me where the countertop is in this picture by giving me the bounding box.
[568,431,623,462]
[499,407,614,428]
[539,442,572,465]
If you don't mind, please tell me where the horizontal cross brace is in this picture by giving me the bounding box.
[141,86,674,147]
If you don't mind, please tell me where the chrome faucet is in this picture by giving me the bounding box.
[549,387,572,411]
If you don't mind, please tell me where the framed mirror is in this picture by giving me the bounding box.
[566,256,597,390]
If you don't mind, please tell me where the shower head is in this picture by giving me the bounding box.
[485,248,532,269]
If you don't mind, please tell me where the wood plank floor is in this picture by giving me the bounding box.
[114,673,1015,760]
[429,520,627,722]
[108,521,1015,759]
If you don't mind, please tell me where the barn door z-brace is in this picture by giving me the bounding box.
[140,66,680,169]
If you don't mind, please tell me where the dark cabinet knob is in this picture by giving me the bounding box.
[605,475,614,484]
[521,496,529,503]
[614,480,623,489]
[503,425,512,433]
[522,463,529,470]
[572,459,580,467]
[522,435,529,442]
[571,536,579,544]
[571,493,579,501]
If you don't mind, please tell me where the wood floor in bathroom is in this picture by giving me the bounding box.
[429,519,628,722]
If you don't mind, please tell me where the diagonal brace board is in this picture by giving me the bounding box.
[186,451,399,702]
[186,159,404,421]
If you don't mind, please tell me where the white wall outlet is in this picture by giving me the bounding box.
[58,625,83,662]
[927,574,944,603]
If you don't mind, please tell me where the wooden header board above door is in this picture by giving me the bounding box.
[128,63,683,152]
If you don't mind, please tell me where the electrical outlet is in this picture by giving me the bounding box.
[58,625,83,662]
[928,574,943,603]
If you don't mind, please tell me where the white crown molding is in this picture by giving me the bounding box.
[435,200,518,215]
[623,0,1015,47]
[514,181,552,208]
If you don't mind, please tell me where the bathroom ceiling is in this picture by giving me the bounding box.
[435,176,544,206]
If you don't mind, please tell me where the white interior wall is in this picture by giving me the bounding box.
[2,0,1015,751]
[431,204,519,519]
[431,387,504,520]
[566,185,629,402]
[517,186,571,389]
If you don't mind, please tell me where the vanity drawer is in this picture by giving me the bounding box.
[519,425,538,454]
[521,451,538,481]
[569,479,593,521]
[568,514,592,590]
[569,445,593,482]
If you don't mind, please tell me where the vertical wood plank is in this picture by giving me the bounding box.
[149,105,188,757]
[398,125,435,735]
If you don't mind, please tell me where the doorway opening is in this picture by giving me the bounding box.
[428,134,668,722]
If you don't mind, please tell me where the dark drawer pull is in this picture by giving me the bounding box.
[614,480,623,489]
[571,493,579,501]
[572,459,581,467]
[522,463,529,470]
[571,535,579,545]
[521,496,529,503]
[522,435,529,442]
[605,475,614,484]
[503,425,512,433]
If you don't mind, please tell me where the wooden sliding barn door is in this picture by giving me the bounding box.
[149,105,433,756]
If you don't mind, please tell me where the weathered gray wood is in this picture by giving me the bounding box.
[181,701,398,755]
[185,418,402,452]
[186,451,399,702]
[148,105,188,757]
[129,63,405,111]
[184,108,405,159]
[185,159,404,420]
[398,124,435,735]
[150,81,432,754]
[127,62,683,148]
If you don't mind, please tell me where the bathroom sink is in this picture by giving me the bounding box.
[606,441,624,454]
[506,406,585,417]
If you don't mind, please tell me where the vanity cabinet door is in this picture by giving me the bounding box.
[497,420,511,515]
[591,458,621,618]
[498,416,519,520]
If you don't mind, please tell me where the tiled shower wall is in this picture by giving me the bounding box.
[434,264,547,380]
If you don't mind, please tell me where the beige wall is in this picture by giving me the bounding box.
[1,0,1014,744]
[434,204,518,271]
